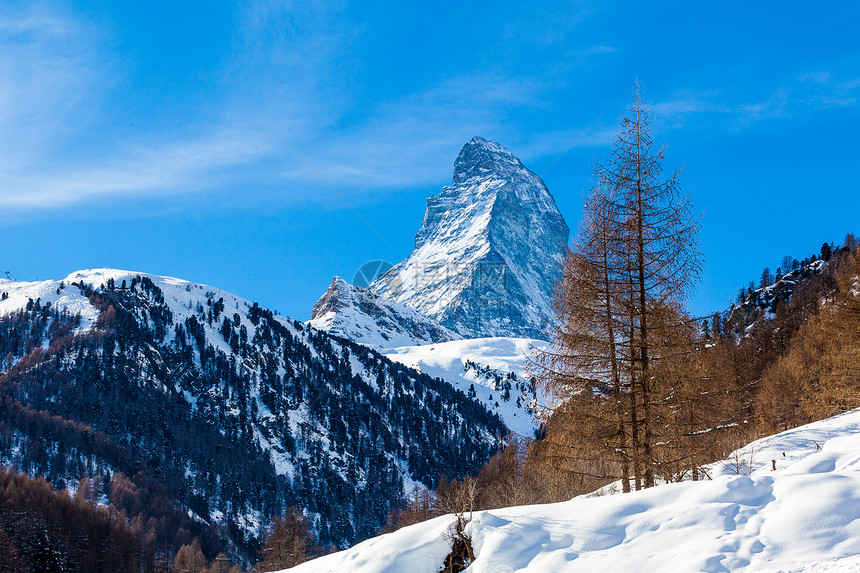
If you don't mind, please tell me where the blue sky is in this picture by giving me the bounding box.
[2,0,859,321]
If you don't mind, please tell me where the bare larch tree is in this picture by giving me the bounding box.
[535,83,702,491]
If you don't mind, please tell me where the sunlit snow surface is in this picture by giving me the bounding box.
[0,275,101,331]
[384,337,547,437]
[282,410,860,572]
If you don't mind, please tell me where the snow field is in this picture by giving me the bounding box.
[282,409,860,572]
[384,337,548,436]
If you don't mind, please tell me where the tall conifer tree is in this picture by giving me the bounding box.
[536,84,702,490]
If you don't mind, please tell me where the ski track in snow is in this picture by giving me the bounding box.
[282,409,860,573]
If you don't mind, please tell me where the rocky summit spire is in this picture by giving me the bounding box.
[452,136,528,185]
[369,137,570,339]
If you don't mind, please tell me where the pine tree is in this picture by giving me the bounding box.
[759,267,773,289]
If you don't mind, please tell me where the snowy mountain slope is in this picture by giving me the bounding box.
[0,268,506,553]
[384,337,548,437]
[283,409,860,572]
[307,276,549,435]
[0,275,101,330]
[725,259,827,336]
[308,276,461,350]
[368,137,569,339]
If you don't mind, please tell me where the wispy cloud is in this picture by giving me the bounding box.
[0,2,393,211]
[0,5,285,210]
[649,70,860,130]
[0,6,103,163]
[25,2,857,214]
[0,1,624,213]
[1,127,278,209]
[288,73,552,188]
[578,45,616,57]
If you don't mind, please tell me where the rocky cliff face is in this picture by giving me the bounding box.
[370,137,569,339]
[309,276,460,349]
[724,258,828,336]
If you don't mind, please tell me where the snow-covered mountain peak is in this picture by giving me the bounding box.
[65,267,172,286]
[452,136,528,185]
[0,267,297,358]
[62,268,257,321]
[308,276,460,350]
[370,138,569,339]
[311,276,356,316]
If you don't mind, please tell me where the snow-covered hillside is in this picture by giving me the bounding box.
[725,259,828,336]
[384,338,548,437]
[368,137,569,339]
[307,278,548,435]
[0,268,506,551]
[0,274,102,330]
[1,268,254,342]
[283,409,860,572]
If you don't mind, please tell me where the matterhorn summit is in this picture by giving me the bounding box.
[369,137,569,339]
